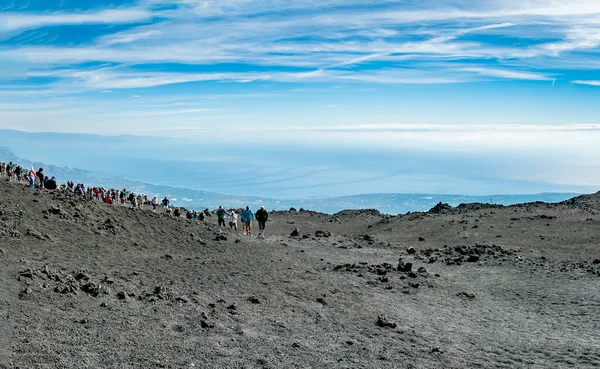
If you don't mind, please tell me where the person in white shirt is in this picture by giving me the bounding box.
[228,211,238,231]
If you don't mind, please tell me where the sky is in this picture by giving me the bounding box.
[1,0,600,195]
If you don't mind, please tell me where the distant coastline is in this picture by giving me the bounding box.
[0,149,583,215]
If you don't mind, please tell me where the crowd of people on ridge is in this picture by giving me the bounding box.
[0,160,271,237]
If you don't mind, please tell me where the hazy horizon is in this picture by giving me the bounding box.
[0,129,596,202]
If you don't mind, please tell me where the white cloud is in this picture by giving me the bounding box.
[461,67,551,80]
[572,80,600,86]
[0,8,153,31]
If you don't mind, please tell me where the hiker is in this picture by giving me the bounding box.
[44,176,57,190]
[151,196,158,212]
[241,206,254,236]
[256,206,268,238]
[35,168,44,188]
[162,197,170,210]
[27,168,36,188]
[136,194,145,210]
[228,210,238,231]
[129,192,137,209]
[216,206,229,228]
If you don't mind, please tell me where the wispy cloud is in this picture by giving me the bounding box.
[572,80,600,86]
[461,67,551,81]
[0,8,153,31]
[2,0,600,135]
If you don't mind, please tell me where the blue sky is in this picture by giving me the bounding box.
[1,0,600,194]
[1,0,600,135]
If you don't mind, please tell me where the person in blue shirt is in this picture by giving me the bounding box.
[241,206,254,236]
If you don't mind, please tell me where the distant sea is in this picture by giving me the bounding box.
[0,145,580,215]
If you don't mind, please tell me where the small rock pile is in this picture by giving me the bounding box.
[418,244,517,265]
[333,260,431,286]
[17,265,111,297]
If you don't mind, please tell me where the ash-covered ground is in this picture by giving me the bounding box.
[1,180,599,368]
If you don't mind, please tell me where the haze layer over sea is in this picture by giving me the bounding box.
[0,130,592,214]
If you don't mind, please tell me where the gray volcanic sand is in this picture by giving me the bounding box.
[1,180,599,368]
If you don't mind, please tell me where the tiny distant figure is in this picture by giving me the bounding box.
[228,210,238,231]
[129,192,137,209]
[35,167,44,188]
[44,176,57,190]
[137,194,145,210]
[151,196,158,212]
[256,206,268,238]
[216,205,229,228]
[198,211,206,222]
[162,197,170,210]
[27,168,36,188]
[241,206,254,236]
[173,208,181,218]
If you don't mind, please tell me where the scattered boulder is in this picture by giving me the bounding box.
[200,320,215,329]
[429,202,452,214]
[315,230,331,238]
[397,259,412,272]
[457,292,475,299]
[467,255,480,262]
[290,228,300,237]
[247,296,260,304]
[361,234,374,242]
[81,282,100,297]
[376,315,397,329]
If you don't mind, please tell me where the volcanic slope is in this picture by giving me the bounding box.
[1,180,600,368]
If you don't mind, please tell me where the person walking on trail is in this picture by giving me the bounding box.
[216,206,229,228]
[256,206,268,238]
[162,197,170,210]
[241,206,254,236]
[151,196,158,212]
[228,210,238,231]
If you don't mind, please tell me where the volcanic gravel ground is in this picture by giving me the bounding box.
[1,180,599,368]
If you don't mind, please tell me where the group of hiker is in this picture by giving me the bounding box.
[216,205,269,237]
[0,162,57,190]
[1,160,271,237]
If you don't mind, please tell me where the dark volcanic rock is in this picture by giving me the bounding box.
[315,230,331,238]
[376,315,397,328]
[397,259,412,272]
[290,228,300,237]
[467,255,480,262]
[247,296,260,304]
[428,202,452,214]
[457,292,475,299]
